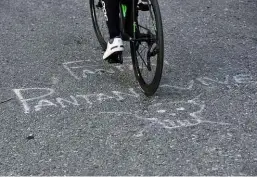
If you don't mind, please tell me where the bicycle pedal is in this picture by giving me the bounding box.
[106,52,123,64]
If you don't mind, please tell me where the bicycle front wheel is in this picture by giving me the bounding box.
[130,0,164,96]
[90,0,109,50]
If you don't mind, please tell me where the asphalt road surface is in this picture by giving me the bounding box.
[0,0,257,175]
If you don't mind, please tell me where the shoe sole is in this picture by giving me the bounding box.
[106,51,123,64]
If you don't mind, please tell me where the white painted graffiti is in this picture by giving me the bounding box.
[12,63,256,133]
[63,60,115,80]
[13,87,140,114]
[161,74,257,90]
[98,94,230,135]
[63,60,132,80]
[12,88,231,132]
[63,60,257,90]
[63,59,171,80]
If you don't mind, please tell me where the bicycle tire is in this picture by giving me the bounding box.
[130,0,164,96]
[90,0,108,50]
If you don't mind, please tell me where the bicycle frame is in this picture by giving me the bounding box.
[119,0,156,45]
[119,0,137,41]
[91,0,164,95]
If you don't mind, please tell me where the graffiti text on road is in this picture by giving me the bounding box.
[13,88,140,113]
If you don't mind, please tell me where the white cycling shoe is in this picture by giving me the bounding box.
[103,37,124,60]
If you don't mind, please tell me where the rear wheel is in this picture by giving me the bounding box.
[90,0,109,50]
[130,0,164,96]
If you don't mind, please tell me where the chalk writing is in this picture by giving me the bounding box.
[13,88,55,114]
[12,71,256,134]
[197,75,229,87]
[134,94,229,131]
[161,73,257,90]
[63,60,115,80]
[98,94,230,135]
[13,88,140,113]
[63,59,171,80]
[233,74,256,84]
[160,80,194,90]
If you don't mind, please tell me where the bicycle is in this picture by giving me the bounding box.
[90,0,164,96]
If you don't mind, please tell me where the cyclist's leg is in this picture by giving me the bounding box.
[102,0,120,38]
[102,0,124,60]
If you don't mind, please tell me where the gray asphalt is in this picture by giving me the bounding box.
[0,0,257,175]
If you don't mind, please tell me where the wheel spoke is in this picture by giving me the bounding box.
[136,50,148,68]
[130,0,163,95]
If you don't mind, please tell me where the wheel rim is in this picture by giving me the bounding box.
[134,2,162,85]
[92,0,109,48]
